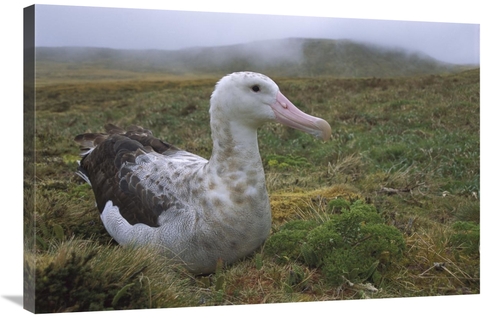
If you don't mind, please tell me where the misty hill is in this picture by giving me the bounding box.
[35,38,471,79]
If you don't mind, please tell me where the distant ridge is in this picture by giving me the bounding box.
[35,38,474,79]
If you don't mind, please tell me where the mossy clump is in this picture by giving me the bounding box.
[281,219,318,232]
[265,220,318,263]
[327,198,351,213]
[266,154,311,169]
[265,200,406,287]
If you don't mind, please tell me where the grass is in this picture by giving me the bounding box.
[26,67,480,312]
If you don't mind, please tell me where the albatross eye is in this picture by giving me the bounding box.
[251,85,260,92]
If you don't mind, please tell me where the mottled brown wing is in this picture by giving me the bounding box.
[75,125,180,227]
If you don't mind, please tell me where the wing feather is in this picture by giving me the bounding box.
[75,125,185,227]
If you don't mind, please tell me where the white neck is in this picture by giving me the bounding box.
[207,113,264,180]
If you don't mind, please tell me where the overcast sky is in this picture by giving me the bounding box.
[34,4,479,65]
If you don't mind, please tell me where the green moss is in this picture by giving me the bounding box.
[309,204,404,285]
[280,219,318,232]
[62,153,81,165]
[268,159,279,167]
[303,226,343,267]
[265,220,320,263]
[327,198,351,213]
[266,154,311,169]
[265,229,311,263]
[265,200,405,287]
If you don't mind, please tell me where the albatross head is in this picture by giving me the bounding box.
[210,71,331,141]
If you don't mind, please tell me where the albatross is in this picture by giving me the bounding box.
[75,71,331,274]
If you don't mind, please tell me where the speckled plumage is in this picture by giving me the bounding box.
[75,72,331,274]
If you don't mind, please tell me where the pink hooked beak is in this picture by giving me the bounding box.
[270,91,331,141]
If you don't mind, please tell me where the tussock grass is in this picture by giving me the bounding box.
[30,239,201,312]
[27,68,480,312]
